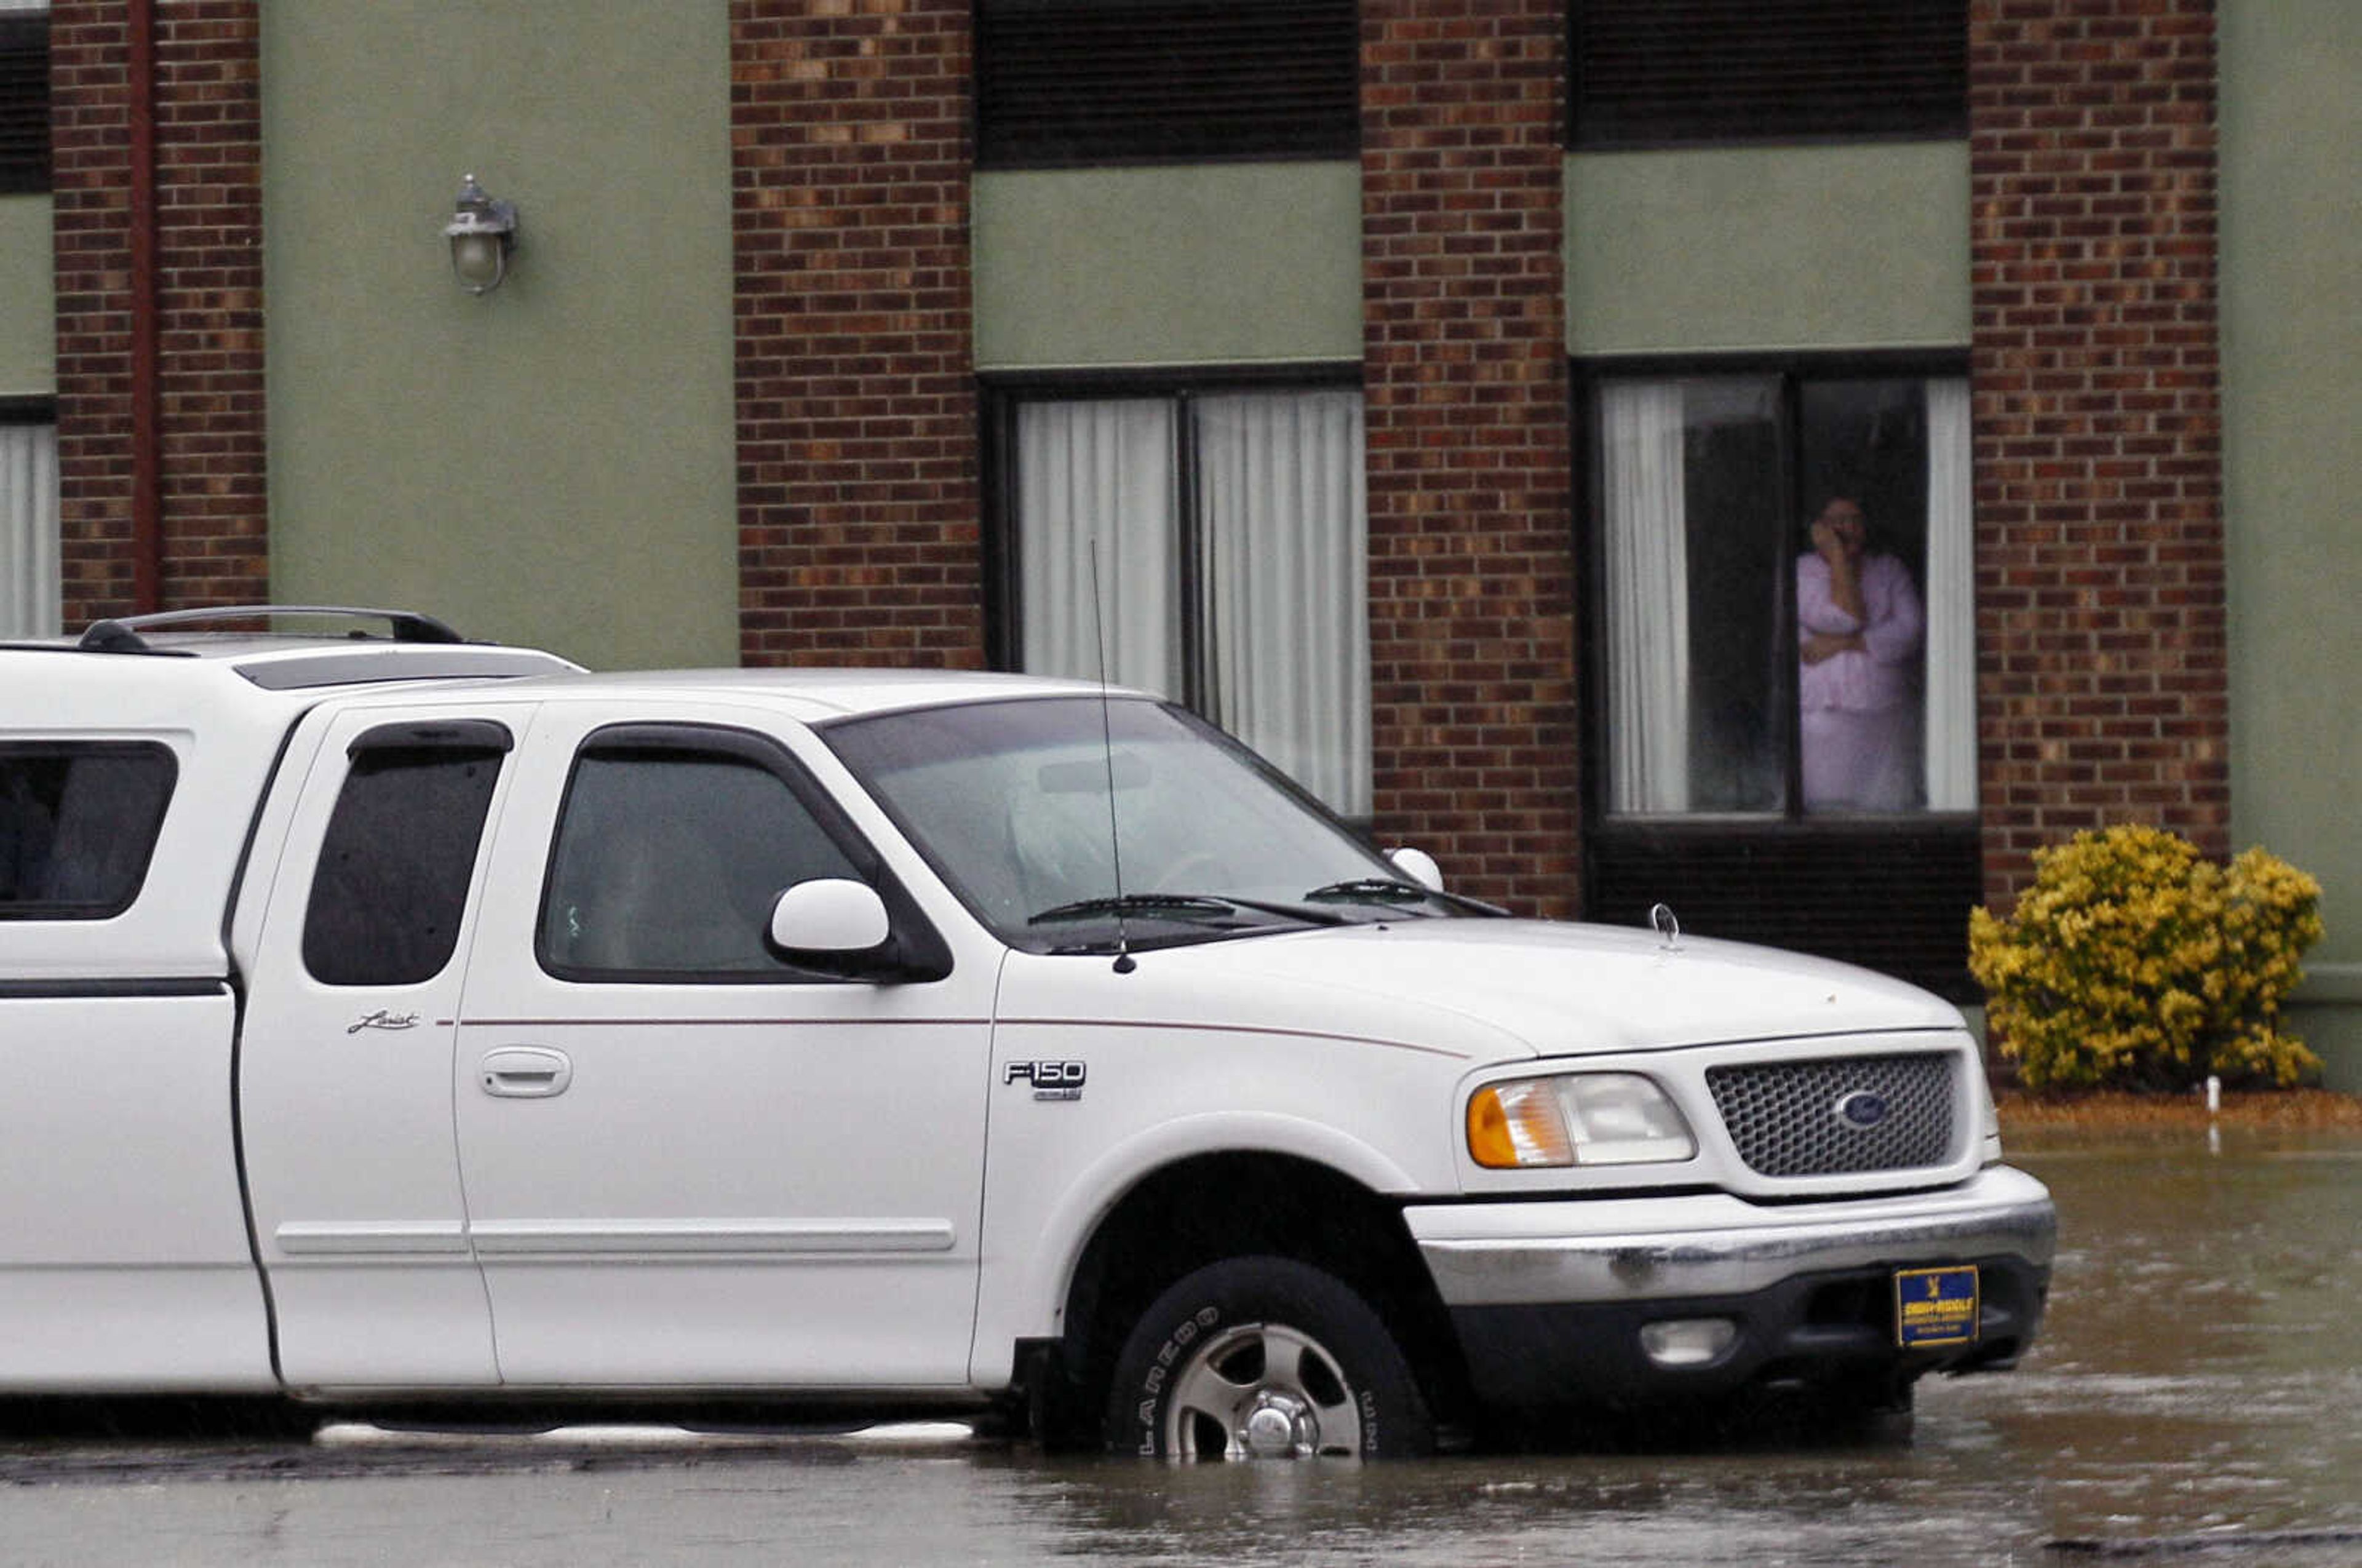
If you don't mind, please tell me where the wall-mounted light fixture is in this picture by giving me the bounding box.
[443,173,519,295]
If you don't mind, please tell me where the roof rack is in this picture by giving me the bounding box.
[76,606,467,656]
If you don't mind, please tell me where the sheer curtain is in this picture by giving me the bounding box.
[1016,400,1182,699]
[0,423,60,639]
[1601,382,1690,814]
[1196,390,1370,818]
[1922,378,1977,810]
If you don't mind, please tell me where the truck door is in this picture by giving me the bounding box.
[450,706,993,1388]
[237,706,524,1388]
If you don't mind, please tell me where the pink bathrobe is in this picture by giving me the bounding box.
[1797,551,1924,811]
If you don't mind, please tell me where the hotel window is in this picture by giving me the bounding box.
[1,404,57,639]
[1580,361,1981,995]
[985,378,1370,820]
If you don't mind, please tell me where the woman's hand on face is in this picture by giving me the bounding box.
[1811,504,1867,570]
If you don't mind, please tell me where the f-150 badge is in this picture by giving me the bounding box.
[1003,1060,1086,1101]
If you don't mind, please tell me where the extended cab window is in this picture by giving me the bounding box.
[540,730,862,982]
[302,725,509,987]
[0,742,177,918]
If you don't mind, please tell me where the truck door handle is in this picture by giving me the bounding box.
[480,1046,573,1098]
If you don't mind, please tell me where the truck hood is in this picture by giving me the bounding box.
[1121,918,1965,1062]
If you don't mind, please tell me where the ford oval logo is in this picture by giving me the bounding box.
[1835,1091,1890,1130]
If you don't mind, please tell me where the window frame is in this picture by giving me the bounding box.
[1573,349,1982,998]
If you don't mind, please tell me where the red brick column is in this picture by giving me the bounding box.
[1360,1,1577,916]
[1970,0,2228,904]
[729,0,984,667]
[49,0,266,627]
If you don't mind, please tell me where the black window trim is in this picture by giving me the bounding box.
[536,722,949,987]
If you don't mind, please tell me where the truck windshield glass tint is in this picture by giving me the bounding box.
[0,744,178,919]
[539,747,861,981]
[302,746,503,986]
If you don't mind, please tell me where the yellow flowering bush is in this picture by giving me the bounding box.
[1967,824,2324,1092]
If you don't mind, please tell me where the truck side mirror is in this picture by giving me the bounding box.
[1386,846,1445,893]
[768,878,892,956]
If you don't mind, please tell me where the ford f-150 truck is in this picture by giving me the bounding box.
[0,608,2053,1458]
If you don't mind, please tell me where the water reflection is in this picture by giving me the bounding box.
[1008,1131,2362,1564]
[0,1135,2352,1566]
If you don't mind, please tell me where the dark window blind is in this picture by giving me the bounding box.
[977,0,1358,167]
[1572,0,1966,149]
[0,14,48,196]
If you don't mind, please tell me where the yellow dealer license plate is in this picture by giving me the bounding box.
[1895,1265,1981,1348]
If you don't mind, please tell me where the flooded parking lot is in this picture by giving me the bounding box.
[2,1130,2355,1566]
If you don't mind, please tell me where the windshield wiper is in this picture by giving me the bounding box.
[1029,893,1234,926]
[1300,878,1509,917]
[1028,892,1350,928]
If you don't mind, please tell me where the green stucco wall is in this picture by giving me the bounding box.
[261,1,736,670]
[0,196,51,396]
[1565,142,1971,356]
[2220,0,2362,1091]
[973,162,1362,370]
[973,144,1971,367]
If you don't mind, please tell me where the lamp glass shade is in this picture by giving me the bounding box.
[451,231,506,293]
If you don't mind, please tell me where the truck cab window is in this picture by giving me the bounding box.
[302,744,504,987]
[539,745,860,981]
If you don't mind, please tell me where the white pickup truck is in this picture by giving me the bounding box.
[0,608,2053,1458]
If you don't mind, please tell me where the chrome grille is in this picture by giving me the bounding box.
[1705,1053,1956,1177]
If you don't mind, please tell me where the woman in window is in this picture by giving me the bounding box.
[1797,496,1925,812]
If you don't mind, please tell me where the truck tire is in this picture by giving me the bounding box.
[1103,1256,1434,1460]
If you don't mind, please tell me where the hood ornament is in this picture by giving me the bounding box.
[1648,902,1682,950]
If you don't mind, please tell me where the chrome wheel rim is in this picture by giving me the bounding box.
[1161,1320,1364,1460]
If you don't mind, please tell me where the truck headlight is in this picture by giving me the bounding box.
[1466,1073,1697,1169]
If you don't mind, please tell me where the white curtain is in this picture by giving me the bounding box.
[1196,390,1370,818]
[1016,400,1182,699]
[1601,382,1690,814]
[1,423,60,640]
[1922,378,1977,810]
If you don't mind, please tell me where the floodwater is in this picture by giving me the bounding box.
[1,1132,2356,1567]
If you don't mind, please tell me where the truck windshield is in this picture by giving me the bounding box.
[822,697,1468,953]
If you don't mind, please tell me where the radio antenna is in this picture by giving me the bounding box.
[1088,538,1136,974]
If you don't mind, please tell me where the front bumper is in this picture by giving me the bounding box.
[1406,1165,2056,1411]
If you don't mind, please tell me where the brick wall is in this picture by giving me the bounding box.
[730,0,984,667]
[1970,0,2228,904]
[1360,0,1577,917]
[49,0,266,627]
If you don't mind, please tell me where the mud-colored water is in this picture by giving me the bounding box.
[2,1132,2355,1566]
